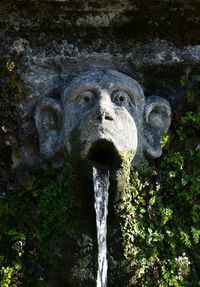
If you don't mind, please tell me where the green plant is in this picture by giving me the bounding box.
[0,129,80,286]
[0,257,22,287]
[120,74,200,286]
[0,56,80,286]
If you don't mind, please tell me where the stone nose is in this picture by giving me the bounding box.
[95,90,114,121]
[96,110,114,121]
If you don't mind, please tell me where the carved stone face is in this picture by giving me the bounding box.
[34,69,171,168]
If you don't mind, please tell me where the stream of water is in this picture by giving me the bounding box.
[93,167,110,287]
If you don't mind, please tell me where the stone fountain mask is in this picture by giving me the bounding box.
[34,69,171,168]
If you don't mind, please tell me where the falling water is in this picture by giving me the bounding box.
[93,167,110,287]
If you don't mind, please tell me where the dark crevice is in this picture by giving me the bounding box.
[88,139,121,169]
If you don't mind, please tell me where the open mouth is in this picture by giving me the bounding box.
[88,139,122,169]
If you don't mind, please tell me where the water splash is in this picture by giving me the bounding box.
[93,167,110,287]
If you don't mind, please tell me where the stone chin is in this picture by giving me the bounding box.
[79,138,137,169]
[79,120,138,169]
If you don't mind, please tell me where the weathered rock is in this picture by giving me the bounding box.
[0,1,200,286]
[34,69,171,168]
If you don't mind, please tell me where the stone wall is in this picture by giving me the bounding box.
[0,1,200,286]
[1,0,200,167]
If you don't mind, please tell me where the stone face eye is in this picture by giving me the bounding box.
[79,91,94,103]
[112,91,130,106]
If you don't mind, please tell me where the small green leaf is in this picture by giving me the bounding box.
[149,196,156,206]
[196,75,200,81]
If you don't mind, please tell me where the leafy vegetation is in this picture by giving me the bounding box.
[1,57,200,286]
[121,74,200,286]
[0,59,79,286]
[0,141,79,286]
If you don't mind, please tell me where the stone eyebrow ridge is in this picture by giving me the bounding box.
[63,82,101,102]
[62,69,145,104]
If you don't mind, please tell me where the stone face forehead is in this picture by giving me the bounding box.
[62,69,145,104]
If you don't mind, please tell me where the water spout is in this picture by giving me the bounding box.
[93,167,110,287]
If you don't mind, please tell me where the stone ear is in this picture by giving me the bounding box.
[34,97,62,159]
[144,96,171,158]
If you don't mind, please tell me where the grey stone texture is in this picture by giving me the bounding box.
[34,69,171,168]
[0,1,199,168]
[1,0,200,166]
